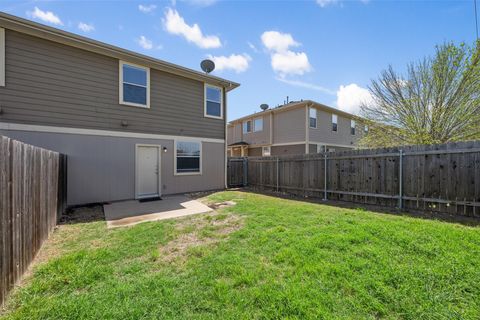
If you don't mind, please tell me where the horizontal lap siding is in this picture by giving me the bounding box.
[309,108,359,146]
[273,108,306,144]
[0,30,224,139]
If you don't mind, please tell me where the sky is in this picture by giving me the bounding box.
[0,0,477,120]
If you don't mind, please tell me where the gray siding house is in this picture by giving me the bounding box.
[0,13,239,206]
[227,100,365,157]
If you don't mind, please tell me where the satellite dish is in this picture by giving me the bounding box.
[200,59,215,74]
[260,104,269,111]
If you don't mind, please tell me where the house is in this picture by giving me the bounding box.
[227,100,366,157]
[0,12,239,206]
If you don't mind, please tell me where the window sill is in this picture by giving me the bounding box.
[174,172,202,176]
[204,114,223,120]
[120,101,150,109]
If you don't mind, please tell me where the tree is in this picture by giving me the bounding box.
[359,42,480,148]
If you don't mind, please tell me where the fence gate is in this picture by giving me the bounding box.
[227,157,247,187]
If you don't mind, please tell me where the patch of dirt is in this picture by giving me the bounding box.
[59,205,105,224]
[158,211,243,264]
[208,201,237,210]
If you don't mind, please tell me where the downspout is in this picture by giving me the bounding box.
[224,84,230,189]
[305,104,310,154]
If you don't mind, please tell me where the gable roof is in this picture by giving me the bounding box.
[0,12,240,91]
[228,100,359,125]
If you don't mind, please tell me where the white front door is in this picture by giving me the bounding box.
[136,145,160,199]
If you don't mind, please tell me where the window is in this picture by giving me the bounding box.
[309,107,317,128]
[262,146,271,156]
[175,141,201,174]
[351,119,356,135]
[119,61,149,108]
[0,28,4,87]
[205,85,223,119]
[254,117,263,132]
[243,120,252,134]
[332,114,338,132]
[364,125,369,133]
[316,144,325,153]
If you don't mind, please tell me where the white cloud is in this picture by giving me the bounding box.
[316,0,338,7]
[336,83,373,114]
[138,4,157,13]
[207,54,251,73]
[137,35,154,50]
[276,77,335,95]
[247,42,259,53]
[77,22,94,33]
[317,0,369,7]
[163,8,221,49]
[261,30,311,76]
[27,7,63,25]
[271,51,311,76]
[261,31,299,53]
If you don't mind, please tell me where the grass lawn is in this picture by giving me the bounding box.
[2,191,480,319]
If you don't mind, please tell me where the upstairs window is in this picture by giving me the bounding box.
[309,107,317,128]
[205,85,223,119]
[351,119,356,135]
[254,117,263,132]
[243,120,252,134]
[119,61,149,108]
[332,114,338,132]
[175,141,201,175]
[0,28,5,87]
[364,125,369,133]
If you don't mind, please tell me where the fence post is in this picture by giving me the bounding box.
[323,153,328,201]
[398,149,403,209]
[276,157,279,192]
[243,157,248,187]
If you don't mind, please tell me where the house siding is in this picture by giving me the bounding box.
[309,108,359,147]
[1,129,225,206]
[0,30,225,139]
[273,107,306,144]
[241,113,270,146]
[271,144,306,156]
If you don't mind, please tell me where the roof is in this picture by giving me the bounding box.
[228,100,360,125]
[0,12,240,91]
[228,141,249,146]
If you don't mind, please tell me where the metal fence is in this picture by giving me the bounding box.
[228,140,480,217]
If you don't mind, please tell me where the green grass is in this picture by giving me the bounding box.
[2,191,480,319]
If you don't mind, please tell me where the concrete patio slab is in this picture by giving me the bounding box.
[104,195,212,228]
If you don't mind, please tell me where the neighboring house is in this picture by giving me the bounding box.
[0,12,239,206]
[227,100,366,157]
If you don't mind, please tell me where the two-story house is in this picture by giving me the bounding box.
[227,100,365,157]
[0,12,239,206]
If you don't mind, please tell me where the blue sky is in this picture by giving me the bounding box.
[1,0,477,120]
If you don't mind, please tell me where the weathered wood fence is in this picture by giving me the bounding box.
[228,140,480,217]
[0,136,66,306]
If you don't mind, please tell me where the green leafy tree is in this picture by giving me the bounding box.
[359,42,480,147]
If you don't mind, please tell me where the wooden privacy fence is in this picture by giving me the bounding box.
[228,140,480,217]
[0,136,66,306]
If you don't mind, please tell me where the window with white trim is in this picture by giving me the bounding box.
[351,119,356,135]
[332,114,338,132]
[176,141,201,174]
[243,120,252,134]
[0,28,5,87]
[262,146,271,156]
[309,107,317,128]
[254,117,263,132]
[316,143,325,153]
[119,61,149,108]
[205,85,223,118]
